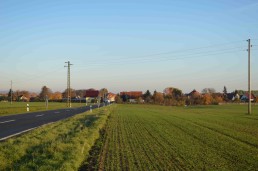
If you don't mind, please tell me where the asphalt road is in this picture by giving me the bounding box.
[0,104,104,141]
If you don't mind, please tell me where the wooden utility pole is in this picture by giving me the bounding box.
[247,39,251,114]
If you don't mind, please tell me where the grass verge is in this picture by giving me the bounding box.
[0,105,113,170]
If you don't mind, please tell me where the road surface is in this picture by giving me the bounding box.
[0,104,104,141]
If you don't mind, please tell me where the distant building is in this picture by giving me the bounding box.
[227,92,240,101]
[18,95,29,102]
[85,88,99,103]
[107,93,116,103]
[85,89,99,97]
[241,93,256,102]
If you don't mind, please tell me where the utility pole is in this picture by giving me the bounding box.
[10,80,13,105]
[247,39,251,114]
[45,95,48,110]
[65,61,73,108]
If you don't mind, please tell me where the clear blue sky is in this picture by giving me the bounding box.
[1,0,258,94]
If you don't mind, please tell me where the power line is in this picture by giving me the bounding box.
[76,48,245,68]
[83,41,246,65]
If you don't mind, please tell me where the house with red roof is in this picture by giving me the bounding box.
[107,93,116,103]
[85,88,99,103]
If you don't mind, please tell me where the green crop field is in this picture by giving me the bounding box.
[98,104,258,171]
[0,102,90,116]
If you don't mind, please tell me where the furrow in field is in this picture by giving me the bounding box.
[158,116,235,169]
[122,109,167,170]
[127,115,157,170]
[136,114,190,170]
[141,125,187,170]
[169,114,258,149]
[141,111,208,170]
[159,114,258,170]
[99,105,258,170]
[120,114,137,171]
[125,115,147,170]
[177,111,258,145]
[143,109,235,169]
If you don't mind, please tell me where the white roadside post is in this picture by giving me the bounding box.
[27,104,30,112]
[90,105,92,113]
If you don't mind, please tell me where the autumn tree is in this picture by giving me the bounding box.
[153,91,164,104]
[213,95,223,104]
[51,92,62,100]
[202,94,213,105]
[39,86,52,100]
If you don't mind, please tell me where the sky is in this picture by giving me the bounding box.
[1,0,258,94]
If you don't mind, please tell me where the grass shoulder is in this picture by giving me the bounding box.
[0,105,115,170]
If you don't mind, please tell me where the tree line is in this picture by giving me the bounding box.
[115,86,258,106]
[1,86,83,102]
[1,86,109,102]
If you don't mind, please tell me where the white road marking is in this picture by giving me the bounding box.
[54,111,60,114]
[0,120,15,124]
[0,122,54,141]
[35,114,44,117]
[0,127,37,141]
